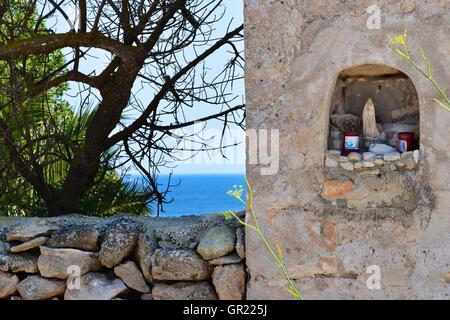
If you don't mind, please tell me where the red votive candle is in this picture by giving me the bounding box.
[398,132,415,153]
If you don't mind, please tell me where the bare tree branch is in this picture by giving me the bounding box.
[0,0,245,216]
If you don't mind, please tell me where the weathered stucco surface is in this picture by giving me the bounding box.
[245,0,450,299]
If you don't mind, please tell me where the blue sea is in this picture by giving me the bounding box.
[131,174,246,217]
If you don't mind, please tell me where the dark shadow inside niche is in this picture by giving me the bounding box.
[328,64,420,153]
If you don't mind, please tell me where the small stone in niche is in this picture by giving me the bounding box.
[363,152,376,161]
[383,152,400,162]
[347,152,362,162]
[363,161,375,168]
[369,143,396,155]
[340,162,354,171]
[374,159,384,166]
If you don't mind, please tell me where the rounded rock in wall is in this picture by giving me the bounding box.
[38,246,102,279]
[17,275,66,300]
[212,263,246,300]
[363,152,376,162]
[64,272,127,300]
[383,152,400,162]
[99,220,140,268]
[197,226,236,260]
[354,162,364,170]
[363,161,375,168]
[47,225,99,252]
[151,249,211,281]
[114,260,150,293]
[0,271,19,299]
[347,152,362,162]
[340,161,354,171]
[325,158,339,168]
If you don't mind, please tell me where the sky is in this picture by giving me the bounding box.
[51,0,246,175]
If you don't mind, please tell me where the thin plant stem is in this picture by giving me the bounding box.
[225,179,303,300]
[388,31,450,112]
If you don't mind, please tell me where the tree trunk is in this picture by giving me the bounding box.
[46,70,137,216]
[46,194,79,217]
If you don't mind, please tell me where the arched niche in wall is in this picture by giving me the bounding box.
[327,64,420,154]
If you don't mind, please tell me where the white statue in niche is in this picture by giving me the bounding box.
[362,98,381,139]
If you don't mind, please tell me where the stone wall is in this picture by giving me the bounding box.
[0,214,246,300]
[323,149,424,212]
[245,0,450,299]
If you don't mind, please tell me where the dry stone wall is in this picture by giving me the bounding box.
[0,214,247,300]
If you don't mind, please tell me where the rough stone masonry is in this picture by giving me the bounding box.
[245,0,450,299]
[0,214,246,300]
